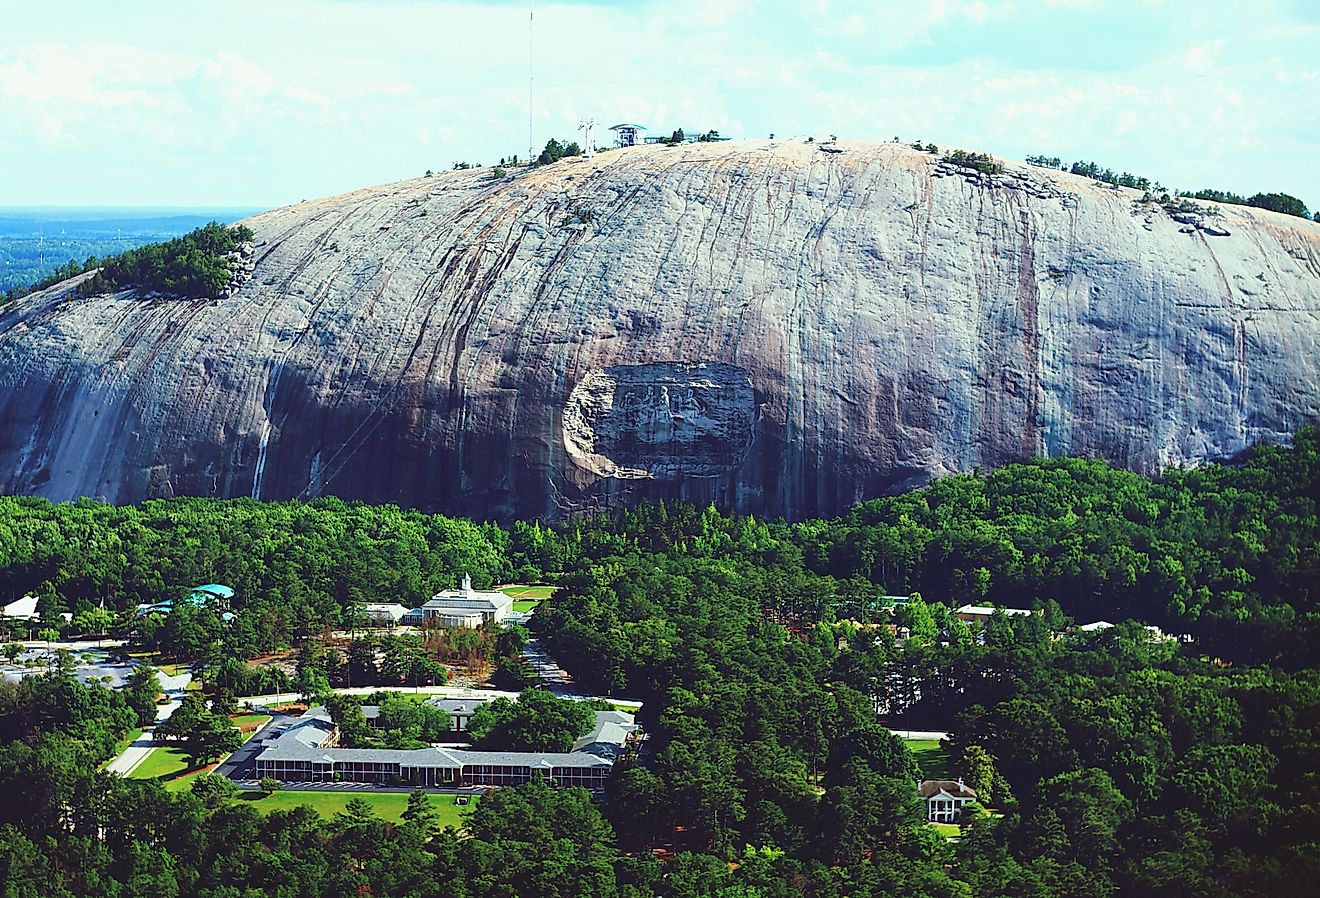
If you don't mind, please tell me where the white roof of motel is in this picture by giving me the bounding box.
[1079,620,1116,631]
[259,706,637,771]
[956,605,1033,617]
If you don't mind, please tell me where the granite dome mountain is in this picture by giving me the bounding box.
[3,139,1318,521]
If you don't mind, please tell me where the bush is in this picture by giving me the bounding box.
[1026,154,1063,169]
[942,149,1003,175]
[536,139,581,166]
[258,776,281,795]
[192,773,240,807]
[78,222,253,300]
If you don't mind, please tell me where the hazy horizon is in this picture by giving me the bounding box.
[2,0,1318,210]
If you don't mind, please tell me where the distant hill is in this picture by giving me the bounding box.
[1,141,1317,521]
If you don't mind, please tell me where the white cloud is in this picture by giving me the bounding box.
[0,0,1315,206]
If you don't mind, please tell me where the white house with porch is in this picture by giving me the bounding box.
[919,779,978,822]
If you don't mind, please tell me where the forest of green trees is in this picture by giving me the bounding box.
[0,430,1316,896]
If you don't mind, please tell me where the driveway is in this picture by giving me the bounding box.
[105,729,158,776]
[104,670,193,776]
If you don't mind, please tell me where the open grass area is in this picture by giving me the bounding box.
[929,822,961,838]
[127,745,196,781]
[511,600,542,613]
[499,585,556,601]
[241,789,478,825]
[156,662,189,676]
[230,713,270,731]
[905,739,950,780]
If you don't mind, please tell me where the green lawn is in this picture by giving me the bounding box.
[904,739,950,780]
[231,713,270,730]
[127,745,197,781]
[929,822,961,838]
[241,789,478,825]
[499,585,556,601]
[511,600,541,613]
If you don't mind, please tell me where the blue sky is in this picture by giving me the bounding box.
[1,0,1317,210]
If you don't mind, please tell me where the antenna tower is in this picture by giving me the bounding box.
[522,0,528,159]
[579,118,596,160]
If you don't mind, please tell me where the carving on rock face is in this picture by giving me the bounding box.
[563,362,757,479]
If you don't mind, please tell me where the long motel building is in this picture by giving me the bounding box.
[252,704,639,790]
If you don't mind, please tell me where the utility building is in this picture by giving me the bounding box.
[609,123,646,147]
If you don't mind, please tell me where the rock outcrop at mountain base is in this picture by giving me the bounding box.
[2,140,1319,521]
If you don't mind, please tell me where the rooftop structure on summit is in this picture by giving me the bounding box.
[642,128,729,144]
[609,123,646,147]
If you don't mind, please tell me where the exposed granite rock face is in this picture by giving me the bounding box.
[563,361,757,479]
[2,140,1318,521]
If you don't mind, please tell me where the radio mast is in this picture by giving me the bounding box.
[579,118,596,160]
[528,0,535,162]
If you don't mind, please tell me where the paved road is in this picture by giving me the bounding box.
[238,684,526,707]
[104,671,193,776]
[105,729,158,776]
[215,710,296,779]
[237,682,643,710]
[522,636,578,697]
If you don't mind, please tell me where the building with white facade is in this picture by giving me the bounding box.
[608,123,646,147]
[954,604,1034,624]
[252,705,639,789]
[919,779,978,822]
[361,603,411,626]
[415,574,512,628]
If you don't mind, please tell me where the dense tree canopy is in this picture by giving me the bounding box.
[0,431,1316,895]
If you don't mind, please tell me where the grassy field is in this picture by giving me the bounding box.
[231,713,270,731]
[500,585,556,600]
[904,739,950,780]
[929,822,961,838]
[511,600,541,613]
[241,789,478,825]
[127,745,195,781]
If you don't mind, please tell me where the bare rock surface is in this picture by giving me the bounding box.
[2,140,1319,521]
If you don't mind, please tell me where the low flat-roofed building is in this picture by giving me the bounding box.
[1,595,38,621]
[955,604,1034,624]
[362,603,411,626]
[419,574,512,628]
[253,706,638,789]
[425,697,489,731]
